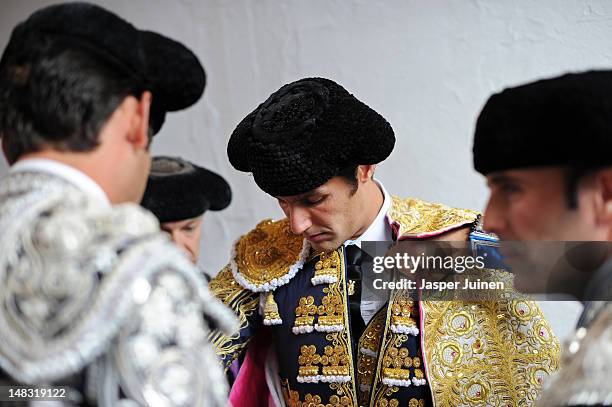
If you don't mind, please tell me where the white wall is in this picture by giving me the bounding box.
[2,0,604,339]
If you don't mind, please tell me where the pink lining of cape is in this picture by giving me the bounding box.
[229,330,277,407]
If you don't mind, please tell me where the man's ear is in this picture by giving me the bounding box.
[357,164,376,182]
[127,91,152,150]
[595,167,612,226]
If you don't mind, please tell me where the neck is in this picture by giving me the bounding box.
[18,150,118,202]
[350,181,384,240]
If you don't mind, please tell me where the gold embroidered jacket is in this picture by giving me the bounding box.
[209,196,560,407]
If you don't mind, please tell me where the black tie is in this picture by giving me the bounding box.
[345,244,366,341]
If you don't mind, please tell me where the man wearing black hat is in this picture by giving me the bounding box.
[209,77,558,406]
[0,3,235,406]
[141,156,232,264]
[473,70,612,406]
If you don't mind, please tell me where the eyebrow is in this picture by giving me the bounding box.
[278,189,325,202]
[487,174,516,187]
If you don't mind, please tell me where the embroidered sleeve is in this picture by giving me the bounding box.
[113,265,230,407]
[209,265,262,370]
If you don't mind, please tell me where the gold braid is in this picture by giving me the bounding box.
[208,265,260,371]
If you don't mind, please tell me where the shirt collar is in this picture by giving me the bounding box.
[11,158,111,208]
[344,180,392,248]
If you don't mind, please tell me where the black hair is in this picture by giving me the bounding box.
[564,166,606,209]
[337,164,360,195]
[0,35,145,164]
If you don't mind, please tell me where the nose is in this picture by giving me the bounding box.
[483,195,506,237]
[289,206,312,235]
[170,230,187,250]
[170,230,183,246]
[170,230,197,261]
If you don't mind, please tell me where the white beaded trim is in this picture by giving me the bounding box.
[314,324,344,333]
[297,375,319,383]
[311,275,338,285]
[292,325,314,334]
[412,377,427,386]
[263,318,282,326]
[359,347,377,357]
[297,375,352,384]
[321,375,351,383]
[390,324,419,335]
[382,378,411,387]
[230,235,310,292]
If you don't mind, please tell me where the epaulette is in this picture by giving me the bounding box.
[230,218,309,292]
[388,196,479,239]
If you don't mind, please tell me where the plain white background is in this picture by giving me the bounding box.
[3,0,607,341]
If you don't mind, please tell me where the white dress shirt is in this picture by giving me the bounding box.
[344,181,392,324]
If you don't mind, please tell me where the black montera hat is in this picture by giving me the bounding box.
[227,77,395,196]
[0,2,206,134]
[141,156,232,223]
[473,70,612,175]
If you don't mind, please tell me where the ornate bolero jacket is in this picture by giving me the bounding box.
[210,196,560,407]
[0,171,236,407]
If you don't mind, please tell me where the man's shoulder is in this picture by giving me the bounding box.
[0,172,226,383]
[538,303,612,406]
[0,169,161,247]
[388,195,480,239]
[226,218,308,293]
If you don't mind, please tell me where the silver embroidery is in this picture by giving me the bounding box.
[0,171,237,406]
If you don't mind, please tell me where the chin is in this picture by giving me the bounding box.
[309,240,339,254]
[512,272,548,294]
[512,275,536,293]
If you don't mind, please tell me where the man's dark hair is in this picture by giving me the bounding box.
[564,166,606,209]
[337,164,359,195]
[0,35,146,164]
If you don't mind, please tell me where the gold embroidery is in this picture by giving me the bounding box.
[347,280,355,296]
[298,345,320,377]
[233,199,559,406]
[421,288,561,406]
[376,398,399,407]
[317,285,344,328]
[297,344,351,380]
[293,251,345,334]
[408,399,425,407]
[449,311,474,335]
[382,346,411,381]
[263,291,282,324]
[321,345,351,376]
[313,250,340,284]
[281,378,352,407]
[294,296,317,328]
[325,247,357,401]
[387,196,478,238]
[234,218,304,288]
[357,308,386,406]
[464,380,489,404]
[373,386,400,407]
[370,289,430,403]
[439,342,462,366]
[360,309,386,355]
[390,298,418,332]
[293,248,355,397]
[208,265,259,370]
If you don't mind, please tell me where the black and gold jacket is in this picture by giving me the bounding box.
[209,197,560,407]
